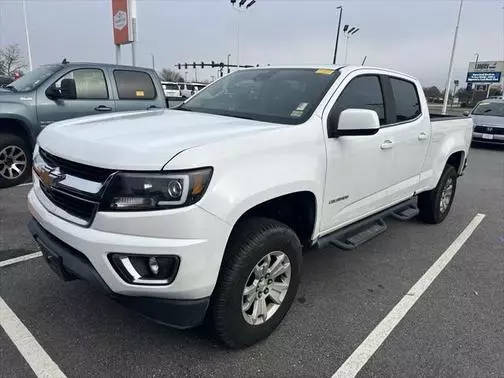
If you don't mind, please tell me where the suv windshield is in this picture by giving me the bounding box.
[472,102,504,117]
[6,64,61,92]
[179,68,340,124]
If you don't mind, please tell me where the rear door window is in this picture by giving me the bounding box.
[114,70,156,100]
[390,77,421,122]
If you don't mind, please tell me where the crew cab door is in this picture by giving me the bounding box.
[382,75,430,199]
[111,69,165,112]
[36,68,116,127]
[320,73,400,232]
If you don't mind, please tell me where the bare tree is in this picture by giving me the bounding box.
[159,68,184,83]
[0,44,27,76]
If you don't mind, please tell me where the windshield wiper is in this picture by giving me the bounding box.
[174,105,192,111]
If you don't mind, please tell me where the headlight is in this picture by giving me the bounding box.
[101,168,212,211]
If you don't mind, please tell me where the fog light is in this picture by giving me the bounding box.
[109,254,179,285]
[148,257,159,276]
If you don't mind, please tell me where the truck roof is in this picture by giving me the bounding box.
[237,65,418,81]
[42,62,156,72]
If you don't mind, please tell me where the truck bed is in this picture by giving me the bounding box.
[429,113,467,122]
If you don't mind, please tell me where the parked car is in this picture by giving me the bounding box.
[28,65,472,348]
[161,81,182,99]
[0,75,14,87]
[0,62,166,187]
[178,82,195,98]
[193,83,207,93]
[468,99,504,144]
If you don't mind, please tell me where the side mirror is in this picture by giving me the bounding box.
[45,85,61,100]
[329,108,380,137]
[463,111,470,117]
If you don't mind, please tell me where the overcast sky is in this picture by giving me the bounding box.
[0,0,502,87]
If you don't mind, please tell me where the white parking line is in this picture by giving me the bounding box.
[0,297,67,378]
[0,252,42,268]
[16,182,33,187]
[333,213,486,378]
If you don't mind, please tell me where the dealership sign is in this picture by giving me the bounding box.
[112,0,133,45]
[466,71,502,83]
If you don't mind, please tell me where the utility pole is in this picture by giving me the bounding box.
[22,0,33,71]
[151,54,155,70]
[442,0,464,115]
[131,0,137,66]
[230,0,256,70]
[227,54,231,73]
[332,6,343,64]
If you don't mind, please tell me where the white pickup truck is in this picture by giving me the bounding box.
[27,66,472,348]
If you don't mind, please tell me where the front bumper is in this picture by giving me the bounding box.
[28,183,231,301]
[472,132,504,144]
[28,218,209,328]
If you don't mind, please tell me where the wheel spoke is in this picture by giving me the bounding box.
[267,254,285,275]
[270,280,289,293]
[242,291,256,312]
[252,297,267,323]
[270,260,290,279]
[268,289,283,304]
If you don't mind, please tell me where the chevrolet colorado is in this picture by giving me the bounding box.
[27,66,472,348]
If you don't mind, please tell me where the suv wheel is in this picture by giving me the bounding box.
[418,165,457,224]
[211,217,302,348]
[0,133,31,188]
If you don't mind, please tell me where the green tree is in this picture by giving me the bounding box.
[159,68,184,82]
[423,86,442,100]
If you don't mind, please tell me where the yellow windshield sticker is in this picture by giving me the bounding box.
[136,90,145,97]
[315,69,335,75]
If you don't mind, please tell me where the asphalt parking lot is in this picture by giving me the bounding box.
[1,144,503,377]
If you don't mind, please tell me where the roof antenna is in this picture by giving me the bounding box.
[61,58,69,64]
[361,56,367,66]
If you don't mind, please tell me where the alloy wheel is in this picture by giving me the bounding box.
[242,251,291,326]
[0,145,27,180]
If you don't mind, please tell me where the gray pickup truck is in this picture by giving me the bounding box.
[0,62,166,188]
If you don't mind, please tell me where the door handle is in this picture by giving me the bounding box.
[418,132,429,141]
[380,140,394,150]
[94,105,112,112]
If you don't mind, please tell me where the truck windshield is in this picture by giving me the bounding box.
[6,65,61,92]
[472,102,504,117]
[179,68,340,124]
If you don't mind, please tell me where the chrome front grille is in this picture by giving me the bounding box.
[34,148,116,226]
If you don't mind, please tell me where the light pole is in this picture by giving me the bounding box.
[230,0,256,69]
[474,52,479,68]
[22,0,33,71]
[227,54,231,73]
[442,0,464,115]
[332,6,343,64]
[151,54,155,70]
[343,25,360,64]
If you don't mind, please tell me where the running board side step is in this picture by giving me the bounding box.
[316,198,418,251]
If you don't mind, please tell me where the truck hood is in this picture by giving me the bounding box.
[471,114,504,128]
[37,109,282,170]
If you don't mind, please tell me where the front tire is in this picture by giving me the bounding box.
[418,165,458,224]
[211,217,302,348]
[0,133,32,188]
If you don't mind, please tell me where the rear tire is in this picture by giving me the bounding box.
[211,217,302,348]
[0,133,32,188]
[418,165,457,224]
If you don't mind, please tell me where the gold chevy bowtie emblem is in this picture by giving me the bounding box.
[35,164,65,187]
